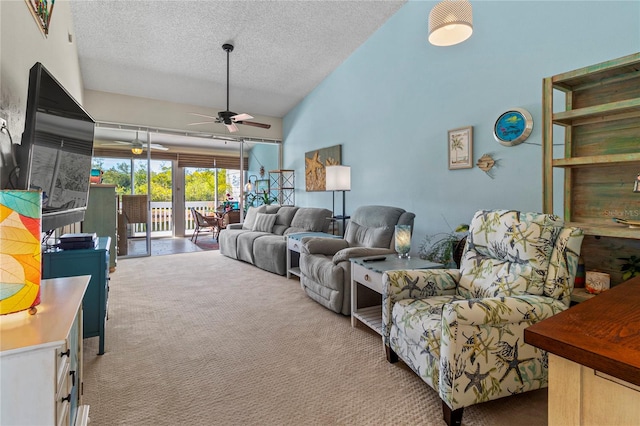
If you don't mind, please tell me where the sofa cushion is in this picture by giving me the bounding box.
[275,206,298,225]
[253,213,277,233]
[265,205,281,214]
[218,228,246,259]
[242,205,267,230]
[253,235,288,275]
[289,207,332,233]
[344,221,393,248]
[236,231,270,264]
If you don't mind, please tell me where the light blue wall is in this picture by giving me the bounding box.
[283,0,640,253]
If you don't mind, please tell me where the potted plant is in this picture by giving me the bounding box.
[418,223,469,267]
[618,255,640,281]
[258,192,277,206]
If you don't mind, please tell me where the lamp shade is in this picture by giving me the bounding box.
[0,190,42,315]
[325,165,351,191]
[428,0,473,47]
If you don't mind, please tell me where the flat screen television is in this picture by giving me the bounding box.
[16,62,95,232]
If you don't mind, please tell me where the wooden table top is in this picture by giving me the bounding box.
[524,276,640,387]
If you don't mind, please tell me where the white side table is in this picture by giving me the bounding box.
[350,255,443,334]
[286,232,339,279]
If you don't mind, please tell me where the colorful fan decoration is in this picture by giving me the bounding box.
[0,190,42,315]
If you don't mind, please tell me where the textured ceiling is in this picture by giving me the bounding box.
[70,0,406,121]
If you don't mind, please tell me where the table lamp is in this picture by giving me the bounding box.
[0,190,42,315]
[395,225,412,259]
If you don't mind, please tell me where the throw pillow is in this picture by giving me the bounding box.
[252,213,277,233]
[243,206,266,230]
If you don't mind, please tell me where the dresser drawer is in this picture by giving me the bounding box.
[56,341,70,390]
[352,264,383,293]
[56,357,72,426]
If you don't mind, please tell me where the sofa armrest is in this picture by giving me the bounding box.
[332,247,395,264]
[301,237,349,256]
[226,223,243,230]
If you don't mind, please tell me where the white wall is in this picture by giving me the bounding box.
[83,90,283,141]
[283,0,640,256]
[0,0,83,188]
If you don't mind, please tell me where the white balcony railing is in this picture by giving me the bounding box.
[130,201,216,236]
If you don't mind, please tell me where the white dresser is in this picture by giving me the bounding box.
[1,276,90,426]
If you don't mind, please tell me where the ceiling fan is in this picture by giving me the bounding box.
[189,43,271,133]
[101,131,169,154]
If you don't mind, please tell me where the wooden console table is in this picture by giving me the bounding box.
[525,276,640,425]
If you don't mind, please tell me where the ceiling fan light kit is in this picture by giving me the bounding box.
[102,130,168,153]
[188,43,271,133]
[428,0,473,47]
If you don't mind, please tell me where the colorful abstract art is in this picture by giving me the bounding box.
[0,190,42,315]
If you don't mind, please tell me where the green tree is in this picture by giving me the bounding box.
[94,160,132,196]
[185,168,232,203]
[150,163,172,202]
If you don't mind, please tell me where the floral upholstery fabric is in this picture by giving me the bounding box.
[382,209,583,413]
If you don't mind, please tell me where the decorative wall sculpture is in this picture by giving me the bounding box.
[305,144,341,191]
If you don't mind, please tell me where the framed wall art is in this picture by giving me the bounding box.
[25,0,55,37]
[448,126,473,170]
[305,144,341,191]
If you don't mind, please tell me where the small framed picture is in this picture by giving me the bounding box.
[448,126,473,170]
[255,179,269,194]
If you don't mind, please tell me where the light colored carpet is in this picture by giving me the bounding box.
[82,251,548,425]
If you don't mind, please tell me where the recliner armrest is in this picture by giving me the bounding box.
[382,269,460,340]
[301,237,349,255]
[332,247,394,264]
[444,294,568,327]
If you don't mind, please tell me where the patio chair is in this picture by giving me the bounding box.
[217,209,241,232]
[190,208,219,243]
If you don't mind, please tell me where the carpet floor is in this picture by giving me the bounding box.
[82,251,548,425]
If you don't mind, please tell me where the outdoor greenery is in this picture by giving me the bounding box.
[92,158,234,202]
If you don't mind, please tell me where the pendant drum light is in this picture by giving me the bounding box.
[428,0,473,47]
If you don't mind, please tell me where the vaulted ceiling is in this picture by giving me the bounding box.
[71,1,406,120]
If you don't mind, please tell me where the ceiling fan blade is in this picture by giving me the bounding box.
[150,143,169,151]
[232,113,253,122]
[238,121,271,130]
[189,112,218,120]
[101,141,131,146]
[188,121,217,126]
[225,122,239,133]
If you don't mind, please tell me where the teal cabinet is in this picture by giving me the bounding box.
[43,237,110,355]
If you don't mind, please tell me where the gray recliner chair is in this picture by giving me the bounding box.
[299,205,415,314]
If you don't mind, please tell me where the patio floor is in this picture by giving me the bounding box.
[124,236,218,257]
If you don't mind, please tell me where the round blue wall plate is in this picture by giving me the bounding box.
[493,108,533,146]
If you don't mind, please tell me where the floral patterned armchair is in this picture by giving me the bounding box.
[382,210,584,426]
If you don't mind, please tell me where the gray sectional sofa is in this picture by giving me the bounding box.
[218,205,333,275]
